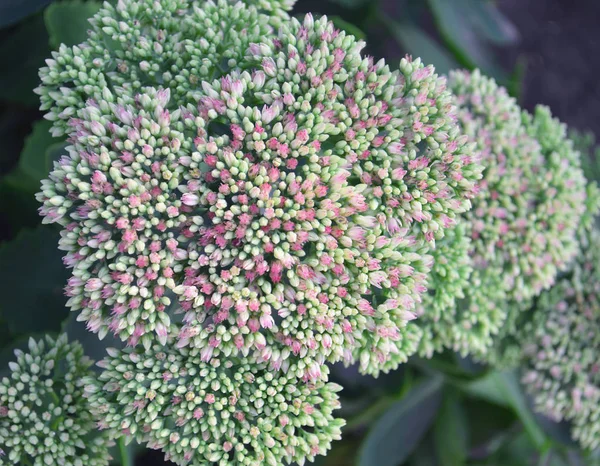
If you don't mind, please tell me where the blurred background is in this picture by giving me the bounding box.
[0,0,599,464]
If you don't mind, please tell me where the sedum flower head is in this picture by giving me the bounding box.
[37,87,188,349]
[85,344,344,465]
[521,229,600,450]
[481,145,600,369]
[36,0,287,137]
[482,105,595,367]
[0,335,112,466]
[415,223,505,357]
[416,70,588,359]
[37,14,481,379]
[235,14,481,376]
[245,0,297,21]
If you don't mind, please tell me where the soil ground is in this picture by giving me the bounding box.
[497,0,600,138]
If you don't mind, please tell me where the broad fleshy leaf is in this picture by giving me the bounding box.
[0,227,69,334]
[384,18,457,75]
[358,376,444,466]
[45,0,101,48]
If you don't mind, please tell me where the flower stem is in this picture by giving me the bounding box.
[118,438,133,466]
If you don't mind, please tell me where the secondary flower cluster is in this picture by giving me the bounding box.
[521,229,600,450]
[0,335,112,466]
[416,70,588,360]
[85,344,344,465]
[36,0,292,137]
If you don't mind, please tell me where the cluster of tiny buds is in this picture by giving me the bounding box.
[478,103,590,366]
[36,0,290,136]
[85,345,344,465]
[416,70,588,361]
[26,0,600,461]
[0,335,112,465]
[521,229,600,450]
[37,87,186,349]
[37,11,482,381]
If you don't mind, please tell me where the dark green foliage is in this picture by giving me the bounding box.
[0,0,53,29]
[434,392,469,466]
[0,15,51,105]
[358,376,444,466]
[0,227,69,334]
[45,0,101,47]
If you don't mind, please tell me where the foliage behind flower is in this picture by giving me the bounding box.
[0,335,112,466]
[85,344,344,466]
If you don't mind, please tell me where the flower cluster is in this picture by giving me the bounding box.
[416,70,588,359]
[85,344,344,465]
[521,230,600,450]
[37,87,186,349]
[184,16,481,377]
[417,240,508,358]
[34,8,483,462]
[483,104,593,366]
[0,335,112,466]
[37,13,481,381]
[36,0,289,137]
[24,0,600,460]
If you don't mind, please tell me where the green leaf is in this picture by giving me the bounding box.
[328,0,371,9]
[117,438,134,466]
[508,55,527,101]
[461,372,510,407]
[0,227,70,335]
[407,434,441,466]
[44,0,101,48]
[0,173,44,236]
[0,0,53,29]
[0,105,41,173]
[344,396,396,431]
[383,18,457,75]
[463,371,547,450]
[434,392,468,466]
[464,0,519,45]
[331,16,366,40]
[0,120,66,236]
[108,440,144,466]
[0,14,51,105]
[463,398,516,455]
[62,313,122,368]
[312,436,362,466]
[0,320,12,348]
[492,372,547,450]
[18,119,61,181]
[487,430,537,466]
[45,141,68,165]
[426,0,507,81]
[357,375,444,466]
